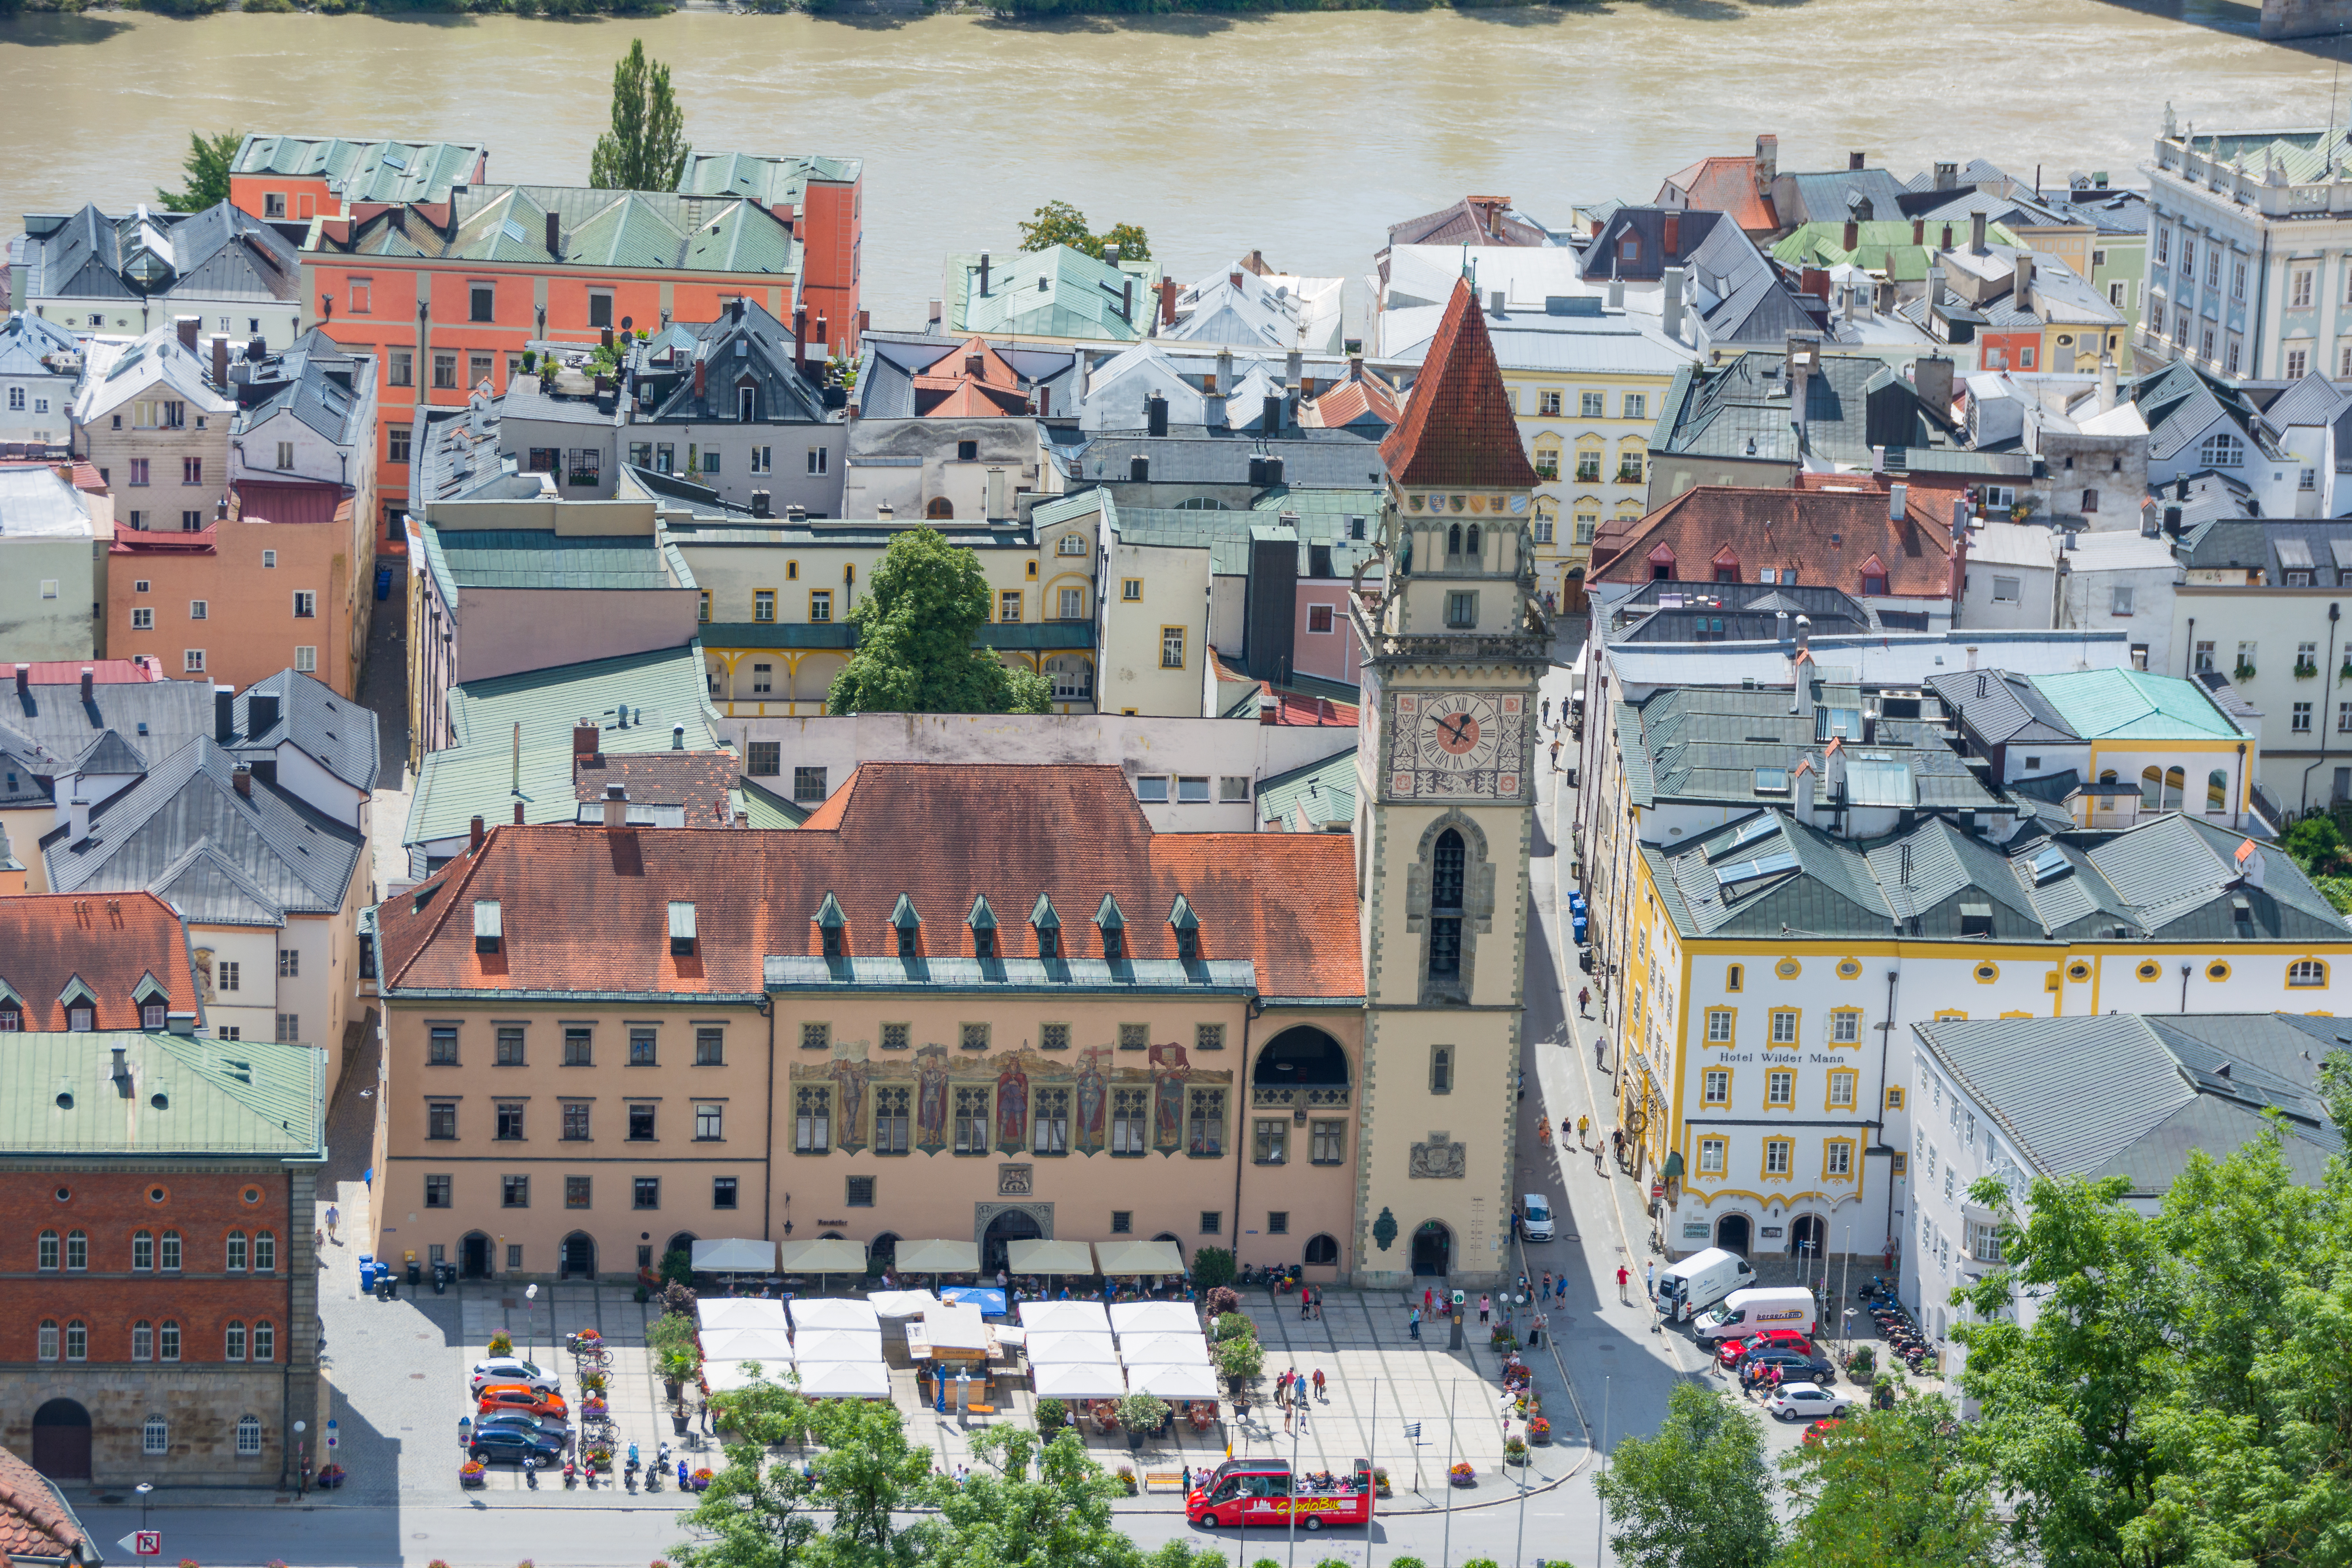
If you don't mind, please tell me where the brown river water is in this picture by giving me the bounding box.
[2,0,2344,325]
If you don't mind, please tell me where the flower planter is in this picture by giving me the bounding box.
[1528,1428,1553,1447]
[316,1466,347,1489]
[664,1379,682,1402]
[672,1412,692,1437]
[1450,1473,1477,1489]
[459,1465,487,1489]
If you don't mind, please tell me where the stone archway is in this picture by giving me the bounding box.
[980,1208,1043,1276]
[1410,1220,1452,1278]
[32,1398,90,1480]
[559,1231,597,1280]
[1715,1213,1753,1257]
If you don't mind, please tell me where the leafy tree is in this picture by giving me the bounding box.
[2283,812,2349,876]
[1015,202,1151,262]
[1190,1246,1237,1292]
[826,526,1050,716]
[157,130,240,213]
[1774,1395,2003,1568]
[1594,1382,1777,1568]
[925,1427,1143,1568]
[675,1375,933,1568]
[589,40,689,192]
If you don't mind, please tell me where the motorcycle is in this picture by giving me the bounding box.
[524,1456,538,1490]
[563,1457,577,1488]
[625,1459,639,1493]
[584,1457,598,1490]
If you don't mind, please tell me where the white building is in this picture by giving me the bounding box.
[17,202,303,348]
[1957,522,2058,629]
[2057,528,2182,675]
[0,311,82,447]
[0,464,109,659]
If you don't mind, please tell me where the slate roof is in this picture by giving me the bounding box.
[1608,579,1879,642]
[1651,349,1960,469]
[44,739,368,924]
[1620,684,1999,817]
[856,331,1079,423]
[1927,669,2081,746]
[1913,1013,2341,1194]
[0,310,81,379]
[1386,196,1557,251]
[380,764,1363,1001]
[1776,167,1914,228]
[315,186,798,278]
[0,892,200,1031]
[232,135,487,206]
[229,326,372,447]
[0,1031,325,1157]
[945,246,1161,343]
[628,299,832,427]
[1255,747,1359,832]
[1592,485,1957,598]
[1067,427,1389,490]
[0,675,215,789]
[0,1443,92,1565]
[229,667,380,794]
[20,201,299,305]
[1380,279,1539,490]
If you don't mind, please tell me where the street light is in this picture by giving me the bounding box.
[135,1481,152,1539]
[293,1421,308,1499]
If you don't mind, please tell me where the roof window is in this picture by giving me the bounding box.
[473,899,502,954]
[668,900,697,956]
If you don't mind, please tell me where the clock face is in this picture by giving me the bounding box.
[1388,692,1527,799]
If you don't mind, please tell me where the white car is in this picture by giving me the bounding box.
[1765,1381,1851,1423]
[469,1357,559,1395]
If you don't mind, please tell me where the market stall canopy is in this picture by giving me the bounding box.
[942,1286,1008,1316]
[1109,1301,1202,1338]
[703,1358,794,1394]
[792,1328,885,1363]
[1114,1332,1210,1366]
[895,1239,981,1275]
[698,1327,795,1363]
[1006,1238,1096,1275]
[1124,1362,1221,1399]
[1024,1330,1119,1364]
[777,1239,869,1275]
[1030,1361,1128,1400]
[1092,1239,1185,1276]
[796,1361,892,1399]
[788,1297,882,1333]
[692,1238,778,1273]
[1017,1300,1111,1333]
[923,1303,989,1354]
[698,1299,791,1332]
[867,1290,942,1318]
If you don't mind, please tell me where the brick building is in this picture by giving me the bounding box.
[0,1032,325,1488]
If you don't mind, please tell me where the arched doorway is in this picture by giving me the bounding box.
[32,1399,90,1480]
[1151,1232,1185,1266]
[1303,1234,1340,1267]
[1715,1214,1752,1256]
[560,1232,597,1281]
[870,1233,901,1269]
[981,1209,1041,1276]
[1788,1214,1826,1261]
[460,1231,491,1279]
[1410,1221,1452,1277]
[665,1232,698,1268]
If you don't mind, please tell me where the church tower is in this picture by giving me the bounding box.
[1349,278,1546,1290]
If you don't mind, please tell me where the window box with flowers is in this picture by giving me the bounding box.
[2236,661,2259,682]
[2297,658,2320,680]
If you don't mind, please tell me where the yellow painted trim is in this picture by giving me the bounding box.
[1767,1007,1800,1048]
[787,560,800,581]
[1774,957,1802,979]
[1933,1009,1967,1021]
[1724,962,1744,993]
[1157,624,1187,670]
[1760,1137,1795,1181]
[1824,1067,1859,1113]
[1765,1065,1797,1111]
[2285,955,2332,989]
[1998,1009,2035,1019]
[1704,1005,1738,1046]
[1835,957,1863,980]
[1700,1065,1733,1108]
[2207,960,2232,981]
[1828,1006,1864,1048]
[1973,960,2001,983]
[1885,1086,1906,1111]
[808,588,835,623]
[2066,960,2091,982]
[752,586,778,623]
[2135,960,2163,980]
[1822,1137,1858,1181]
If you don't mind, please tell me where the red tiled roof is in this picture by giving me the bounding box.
[0,1445,86,1563]
[1656,157,1778,234]
[911,335,1030,418]
[574,751,740,823]
[1207,653,1359,727]
[379,764,1363,999]
[1591,485,1957,600]
[232,478,352,526]
[1380,280,1540,492]
[17,658,163,684]
[1305,372,1401,431]
[0,458,103,494]
[0,892,200,1030]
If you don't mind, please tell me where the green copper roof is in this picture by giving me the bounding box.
[946,246,1161,343]
[2027,669,2240,743]
[1257,748,1359,831]
[0,1032,324,1157]
[425,528,677,594]
[738,776,809,830]
[1771,219,2024,280]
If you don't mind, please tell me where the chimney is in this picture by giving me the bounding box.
[1035,385,1050,417]
[872,503,888,522]
[111,1044,128,1084]
[694,358,705,400]
[1842,217,1858,252]
[1129,455,1150,483]
[1103,243,1121,267]
[814,312,827,355]
[978,252,991,296]
[248,689,279,735]
[1257,693,1278,726]
[1663,209,1680,257]
[1663,267,1687,341]
[2099,354,2118,413]
[1970,211,1988,255]
[175,315,198,354]
[928,298,943,327]
[1754,133,1778,189]
[793,306,808,381]
[1952,497,1969,534]
[2163,505,2183,535]
[79,667,93,703]
[13,663,27,699]
[1940,223,1955,251]
[965,352,985,378]
[1825,737,1847,796]
[545,211,560,255]
[1888,481,1908,522]
[603,783,627,830]
[1872,444,1887,475]
[212,335,228,388]
[672,723,686,751]
[1230,269,1244,291]
[514,801,525,825]
[1913,355,1955,417]
[573,721,599,758]
[1795,613,1812,659]
[2013,253,2034,311]
[1159,277,1178,328]
[214,684,235,742]
[1795,758,1816,825]
[1488,289,1506,318]
[69,796,90,840]
[1607,277,1625,310]
[751,489,772,517]
[1912,217,1925,246]
[1263,394,1283,432]
[469,814,484,853]
[1120,280,1132,322]
[1285,349,1303,388]
[1934,160,1958,192]
[1348,353,1364,382]
[1849,150,1866,170]
[231,767,252,800]
[1775,608,1790,643]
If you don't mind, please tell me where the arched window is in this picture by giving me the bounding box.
[253,1231,276,1273]
[926,497,954,519]
[133,1321,153,1362]
[236,1415,263,1456]
[36,1320,58,1360]
[225,1321,246,1361]
[1447,523,1463,555]
[132,1230,154,1271]
[2140,766,2163,809]
[1466,523,1481,556]
[1429,829,1466,978]
[1056,533,1087,555]
[2289,959,2328,988]
[143,1416,168,1456]
[37,1230,57,1270]
[1303,1234,1340,1266]
[226,1230,248,1271]
[65,1231,86,1270]
[2198,432,2243,468]
[159,1320,181,1362]
[2165,767,2185,808]
[64,1321,86,1362]
[252,1320,276,1363]
[160,1231,181,1271]
[2207,770,2229,813]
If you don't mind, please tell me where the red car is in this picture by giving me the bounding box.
[1716,1329,1814,1368]
[477,1384,569,1420]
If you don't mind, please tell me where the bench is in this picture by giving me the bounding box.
[1145,1471,1187,1493]
[963,1403,996,1415]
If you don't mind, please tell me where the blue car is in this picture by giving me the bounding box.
[469,1423,564,1466]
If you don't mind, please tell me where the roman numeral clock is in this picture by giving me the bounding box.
[1388,692,1525,799]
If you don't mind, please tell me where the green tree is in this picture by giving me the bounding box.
[826,526,1050,716]
[2283,812,2347,876]
[676,1375,934,1568]
[156,130,240,213]
[589,40,689,192]
[1594,1382,1777,1568]
[925,1427,1143,1568]
[1015,201,1150,262]
[1774,1396,2003,1568]
[673,1373,819,1568]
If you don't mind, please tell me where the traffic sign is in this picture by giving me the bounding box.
[117,1530,160,1557]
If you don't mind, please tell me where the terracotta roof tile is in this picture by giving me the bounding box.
[379,764,1363,998]
[573,750,740,823]
[1592,485,1957,600]
[1379,280,1540,492]
[0,1445,86,1562]
[0,892,200,1030]
[1658,156,1779,234]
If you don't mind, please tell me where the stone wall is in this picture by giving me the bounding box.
[2262,0,2352,40]
[0,1365,297,1487]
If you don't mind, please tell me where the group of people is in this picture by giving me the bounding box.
[1295,1285,1323,1320]
[1271,1367,1323,1434]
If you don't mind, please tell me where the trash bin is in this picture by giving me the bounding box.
[375,566,392,601]
[406,1256,421,1286]
[358,1261,377,1293]
[383,1271,399,1300]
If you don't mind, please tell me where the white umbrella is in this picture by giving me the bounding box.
[1006,1238,1096,1281]
[895,1239,981,1278]
[793,1328,884,1363]
[796,1360,891,1399]
[699,1327,795,1363]
[923,1303,989,1354]
[1109,1301,1201,1338]
[776,1238,868,1290]
[1024,1330,1119,1364]
[703,1357,792,1394]
[867,1289,941,1319]
[691,1238,779,1273]
[698,1299,790,1332]
[1115,1332,1211,1366]
[789,1297,882,1333]
[1124,1362,1221,1399]
[1031,1361,1126,1400]
[1017,1300,1111,1333]
[1093,1239,1184,1277]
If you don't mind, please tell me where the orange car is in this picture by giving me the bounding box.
[477,1383,568,1420]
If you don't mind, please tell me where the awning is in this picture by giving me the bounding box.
[692,1238,778,1273]
[866,1290,941,1319]
[699,1327,794,1363]
[1114,1332,1210,1366]
[1109,1301,1202,1338]
[1017,1300,1111,1333]
[703,1358,793,1394]
[789,1297,882,1333]
[698,1299,790,1332]
[896,1239,981,1275]
[1031,1362,1127,1399]
[1007,1238,1096,1275]
[923,1303,989,1353]
[796,1360,892,1399]
[792,1328,884,1362]
[1024,1330,1119,1364]
[777,1238,869,1275]
[941,1285,1008,1317]
[1092,1239,1185,1276]
[2331,538,2352,572]
[1124,1362,1221,1399]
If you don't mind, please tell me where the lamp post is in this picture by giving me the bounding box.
[293,1420,308,1499]
[136,1481,152,1538]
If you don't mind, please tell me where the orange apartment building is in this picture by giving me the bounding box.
[226,138,863,557]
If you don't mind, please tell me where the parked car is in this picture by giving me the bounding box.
[469,1357,559,1395]
[477,1384,569,1420]
[475,1411,571,1442]
[1715,1329,1815,1368]
[468,1423,566,1466]
[1766,1383,1852,1423]
[1744,1347,1837,1384]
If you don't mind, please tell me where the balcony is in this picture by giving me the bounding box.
[1252,1084,1350,1111]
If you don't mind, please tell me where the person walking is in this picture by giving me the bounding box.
[1299,1285,1313,1320]
[1645,1260,1656,1300]
[1423,1285,1436,1317]
[1615,1265,1630,1303]
[325,1204,340,1243]
[1610,1128,1625,1167]
[1541,697,1552,726]
[1409,1307,1422,1341]
[1550,737,1563,771]
[1576,1114,1590,1148]
[1577,986,1590,1017]
[1540,1269,1553,1300]
[1478,1294,1491,1324]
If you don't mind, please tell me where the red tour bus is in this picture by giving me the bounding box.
[1188,1458,1374,1531]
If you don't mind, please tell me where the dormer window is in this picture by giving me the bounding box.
[143,1004,166,1029]
[473,900,502,955]
[1096,895,1126,962]
[668,901,698,957]
[738,386,755,422]
[1712,547,1740,584]
[1859,555,1888,597]
[967,894,998,959]
[890,894,921,960]
[1169,894,1199,963]
[1031,894,1060,960]
[69,1006,93,1032]
[816,892,846,959]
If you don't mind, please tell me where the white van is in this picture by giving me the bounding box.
[1654,1247,1757,1322]
[1521,1194,1555,1243]
[1693,1286,1818,1342]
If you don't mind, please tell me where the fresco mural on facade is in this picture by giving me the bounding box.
[795,1036,1229,1158]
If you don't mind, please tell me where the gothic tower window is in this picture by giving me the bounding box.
[1466,524,1481,556]
[1429,829,1466,977]
[1448,522,1463,555]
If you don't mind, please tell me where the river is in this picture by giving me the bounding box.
[2,0,2345,326]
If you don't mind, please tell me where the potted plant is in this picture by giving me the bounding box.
[581,1395,608,1418]
[1115,1393,1170,1447]
[1213,1332,1264,1393]
[1115,1465,1138,1496]
[1527,1416,1552,1447]
[579,1369,609,1395]
[487,1331,513,1357]
[1036,1397,1067,1437]
[315,1463,347,1489]
[1449,1461,1477,1489]
[1371,1466,1392,1498]
[459,1459,487,1488]
[1212,1312,1256,1342]
[672,1402,692,1437]
[691,1468,715,1492]
[1504,1437,1529,1467]
[1845,1344,1876,1377]
[2236,660,2259,682]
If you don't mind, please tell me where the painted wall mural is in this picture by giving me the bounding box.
[789,1036,1230,1159]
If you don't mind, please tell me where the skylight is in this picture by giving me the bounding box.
[1715,851,1800,896]
[2028,844,2071,886]
[1717,814,1781,857]
[1754,767,1790,795]
[380,147,408,170]
[501,219,529,245]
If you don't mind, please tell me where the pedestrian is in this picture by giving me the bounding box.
[1183,1464,1193,1495]
[698,1397,712,1434]
[1312,1368,1326,1402]
[1517,1273,1529,1297]
[1577,986,1590,1017]
[1423,1286,1436,1316]
[1479,1294,1491,1324]
[1283,1399,1294,1435]
[1313,1292,1323,1320]
[315,1225,325,1253]
[1615,1265,1630,1303]
[1541,697,1552,726]
[1611,1128,1625,1166]
[1550,737,1562,770]
[1409,1307,1422,1341]
[1296,1402,1310,1437]
[325,1204,339,1242]
[1541,1269,1553,1299]
[997,1267,1008,1291]
[1300,1285,1313,1319]
[1510,1208,1523,1242]
[1593,1140,1607,1176]
[1576,1114,1590,1147]
[1597,1036,1609,1072]
[1645,1260,1656,1300]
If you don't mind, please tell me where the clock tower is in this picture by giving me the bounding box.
[1349,277,1547,1289]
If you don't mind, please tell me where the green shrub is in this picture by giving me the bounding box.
[1212,1334,1263,1381]
[659,1248,694,1286]
[1115,1392,1170,1433]
[1212,1312,1255,1342]
[1189,1246,1236,1290]
[1035,1396,1067,1434]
